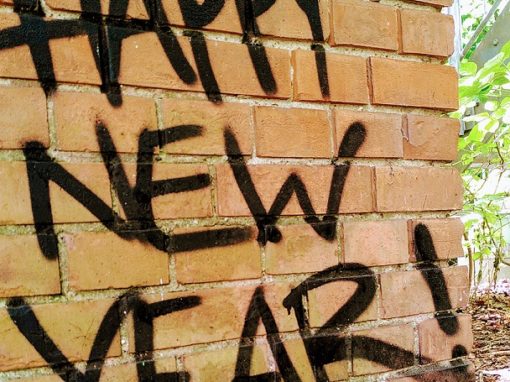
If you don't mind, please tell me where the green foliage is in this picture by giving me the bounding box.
[460,0,499,58]
[455,40,510,286]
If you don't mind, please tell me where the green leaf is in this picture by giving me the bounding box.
[460,61,478,76]
[501,40,510,59]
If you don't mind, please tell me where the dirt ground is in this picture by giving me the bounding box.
[469,279,510,381]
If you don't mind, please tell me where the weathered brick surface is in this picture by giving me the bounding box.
[255,106,332,158]
[380,266,469,318]
[0,86,48,149]
[216,164,374,216]
[403,115,460,161]
[419,314,473,363]
[400,10,455,57]
[64,231,169,291]
[342,220,409,266]
[0,0,470,379]
[53,92,157,153]
[0,300,120,371]
[409,218,465,261]
[160,98,253,156]
[265,223,338,275]
[330,0,398,51]
[335,110,403,158]
[293,50,369,103]
[370,58,459,110]
[375,167,463,212]
[0,235,60,297]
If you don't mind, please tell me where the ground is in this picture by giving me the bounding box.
[469,280,510,381]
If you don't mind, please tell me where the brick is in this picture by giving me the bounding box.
[308,275,378,327]
[0,14,101,85]
[375,167,463,212]
[13,375,63,382]
[0,299,120,371]
[380,266,469,318]
[409,219,464,261]
[335,110,403,158]
[0,86,48,149]
[64,231,169,291]
[53,92,157,153]
[275,338,349,381]
[174,225,261,284]
[159,0,242,34]
[342,220,409,266]
[400,10,454,57]
[253,0,330,41]
[403,0,453,8]
[45,0,149,19]
[419,314,473,363]
[265,223,338,275]
[216,164,374,216]
[0,234,60,297]
[0,162,34,225]
[292,50,369,104]
[184,344,271,381]
[121,163,212,220]
[352,324,415,375]
[160,98,253,156]
[128,284,298,350]
[117,32,291,99]
[330,0,398,51]
[391,362,475,382]
[255,106,332,158]
[95,358,177,381]
[403,115,459,161]
[370,58,458,110]
[50,162,113,223]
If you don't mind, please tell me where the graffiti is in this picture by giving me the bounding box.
[224,122,366,244]
[6,197,469,381]
[0,0,329,105]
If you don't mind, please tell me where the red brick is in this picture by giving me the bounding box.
[255,106,332,158]
[419,314,473,363]
[352,324,415,375]
[53,92,157,153]
[330,0,398,51]
[45,0,149,19]
[342,220,409,266]
[64,231,169,291]
[184,344,271,381]
[265,223,338,275]
[174,225,261,284]
[0,234,60,297]
[409,218,464,261]
[50,162,113,223]
[403,115,459,161]
[0,161,34,225]
[0,86,48,149]
[390,362,475,382]
[253,0,330,41]
[121,163,212,220]
[370,58,458,110]
[403,0,453,8]
[375,167,463,212]
[335,110,403,158]
[308,275,378,327]
[118,33,291,99]
[159,0,242,34]
[400,10,455,57]
[380,266,469,318]
[160,98,253,156]
[0,14,101,85]
[0,299,120,371]
[292,50,369,104]
[216,164,374,216]
[127,284,299,350]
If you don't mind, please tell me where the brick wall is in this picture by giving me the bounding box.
[0,0,473,380]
